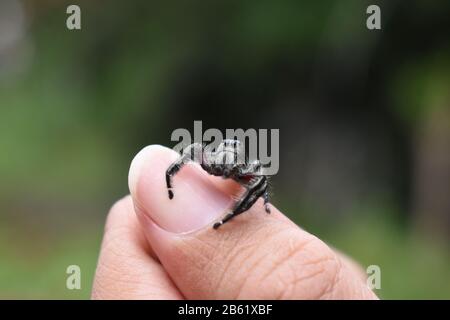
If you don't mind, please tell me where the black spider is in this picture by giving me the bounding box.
[166,139,271,229]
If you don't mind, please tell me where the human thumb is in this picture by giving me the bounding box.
[128,145,377,299]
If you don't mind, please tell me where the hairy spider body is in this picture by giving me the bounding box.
[166,140,271,229]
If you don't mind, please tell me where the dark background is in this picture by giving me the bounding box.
[0,0,449,298]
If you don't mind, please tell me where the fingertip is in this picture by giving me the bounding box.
[128,144,232,233]
[128,144,176,198]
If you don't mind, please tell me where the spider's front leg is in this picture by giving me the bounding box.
[166,143,203,199]
[213,176,268,229]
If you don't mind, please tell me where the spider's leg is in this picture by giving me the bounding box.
[245,160,270,213]
[166,158,185,199]
[213,212,234,229]
[238,177,268,213]
[213,176,267,229]
[166,143,203,199]
[263,189,271,214]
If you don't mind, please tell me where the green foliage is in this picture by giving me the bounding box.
[0,225,101,299]
[326,216,450,299]
[1,0,449,299]
[392,53,450,125]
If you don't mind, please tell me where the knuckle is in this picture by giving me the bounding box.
[104,195,133,232]
[249,231,342,299]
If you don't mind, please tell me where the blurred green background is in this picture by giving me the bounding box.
[1,0,449,299]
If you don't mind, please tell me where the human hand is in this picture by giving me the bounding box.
[92,145,378,299]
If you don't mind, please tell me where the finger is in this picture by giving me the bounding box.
[332,248,369,283]
[91,195,183,300]
[129,145,378,299]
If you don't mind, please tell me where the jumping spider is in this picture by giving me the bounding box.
[166,139,271,229]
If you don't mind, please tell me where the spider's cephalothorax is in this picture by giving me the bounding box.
[166,140,271,229]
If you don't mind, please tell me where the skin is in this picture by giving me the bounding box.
[92,145,378,299]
